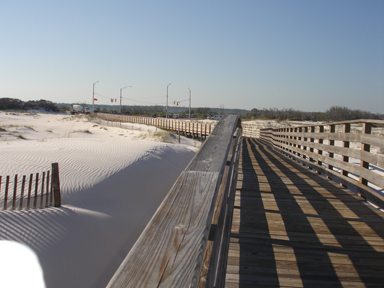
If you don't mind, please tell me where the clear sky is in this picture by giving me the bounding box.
[1,0,383,112]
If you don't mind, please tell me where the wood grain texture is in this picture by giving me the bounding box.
[273,137,384,169]
[227,138,384,287]
[275,132,384,149]
[107,115,241,288]
[268,141,384,209]
[262,121,384,194]
[186,115,241,173]
[274,142,384,188]
[107,172,221,287]
[51,163,61,207]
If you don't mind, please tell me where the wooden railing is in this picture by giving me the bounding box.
[94,113,215,140]
[106,115,242,288]
[242,123,260,138]
[260,120,384,208]
[0,163,61,211]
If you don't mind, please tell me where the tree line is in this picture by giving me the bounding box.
[244,106,384,122]
[1,97,382,122]
[0,98,59,112]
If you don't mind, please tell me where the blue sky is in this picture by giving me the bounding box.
[1,0,383,112]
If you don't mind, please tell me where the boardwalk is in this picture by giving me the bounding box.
[226,138,384,287]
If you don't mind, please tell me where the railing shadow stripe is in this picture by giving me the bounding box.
[241,138,384,287]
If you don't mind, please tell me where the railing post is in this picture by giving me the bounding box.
[51,163,61,207]
[286,128,290,152]
[309,126,315,169]
[359,123,372,186]
[293,128,297,156]
[178,127,180,143]
[200,123,202,141]
[327,124,335,180]
[317,126,324,174]
[341,123,350,187]
[289,128,293,155]
[297,127,301,157]
[303,127,308,163]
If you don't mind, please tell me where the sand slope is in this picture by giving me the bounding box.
[0,112,197,288]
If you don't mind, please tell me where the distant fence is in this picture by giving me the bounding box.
[0,163,61,211]
[260,120,384,208]
[94,113,215,140]
[93,113,264,140]
[242,123,260,138]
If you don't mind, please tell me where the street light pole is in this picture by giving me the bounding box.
[119,86,131,114]
[188,87,191,119]
[92,81,99,113]
[166,83,171,118]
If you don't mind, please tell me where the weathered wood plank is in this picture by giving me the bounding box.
[107,115,241,288]
[273,137,384,169]
[274,131,384,149]
[226,138,384,288]
[270,145,384,208]
[107,171,221,287]
[186,115,241,173]
[275,142,384,188]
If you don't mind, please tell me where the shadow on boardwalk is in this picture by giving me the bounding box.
[227,138,384,288]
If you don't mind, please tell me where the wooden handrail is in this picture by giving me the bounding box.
[259,120,384,208]
[106,115,242,288]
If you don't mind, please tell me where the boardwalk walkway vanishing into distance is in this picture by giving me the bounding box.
[227,138,384,287]
[99,114,384,287]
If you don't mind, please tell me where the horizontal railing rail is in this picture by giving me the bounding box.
[106,115,242,288]
[259,120,384,208]
[242,124,260,138]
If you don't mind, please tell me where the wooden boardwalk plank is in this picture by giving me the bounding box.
[225,138,384,288]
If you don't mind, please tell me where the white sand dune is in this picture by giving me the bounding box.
[0,112,198,288]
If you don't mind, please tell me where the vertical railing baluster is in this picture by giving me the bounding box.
[359,123,372,186]
[297,127,302,158]
[317,126,324,174]
[327,124,335,180]
[303,127,308,162]
[341,123,351,188]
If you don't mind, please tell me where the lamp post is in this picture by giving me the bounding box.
[188,87,191,119]
[166,83,171,118]
[119,86,131,114]
[92,81,99,113]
